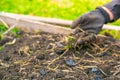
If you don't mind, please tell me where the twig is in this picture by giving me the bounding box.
[97,47,110,55]
[84,52,95,58]
[81,65,98,69]
[62,69,74,73]
[113,70,120,76]
[47,49,69,70]
[54,65,59,70]
[113,65,120,76]
[2,16,20,36]
[0,18,9,28]
[92,43,103,51]
[2,24,17,36]
[75,67,89,78]
[78,27,85,32]
[99,68,109,76]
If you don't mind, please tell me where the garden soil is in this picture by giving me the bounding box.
[0,31,120,80]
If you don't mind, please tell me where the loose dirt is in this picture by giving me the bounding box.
[0,31,120,80]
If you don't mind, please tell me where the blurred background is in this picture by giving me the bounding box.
[0,0,110,20]
[0,0,120,38]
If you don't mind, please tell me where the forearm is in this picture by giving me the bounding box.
[104,0,120,20]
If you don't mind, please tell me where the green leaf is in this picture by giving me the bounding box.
[0,46,3,51]
[0,35,2,40]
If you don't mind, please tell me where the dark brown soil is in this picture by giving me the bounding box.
[0,31,120,80]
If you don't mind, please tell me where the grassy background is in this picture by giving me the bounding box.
[0,0,111,20]
[0,0,120,38]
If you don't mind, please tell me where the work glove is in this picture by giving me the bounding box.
[71,8,111,34]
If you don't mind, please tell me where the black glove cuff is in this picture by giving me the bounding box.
[96,7,114,24]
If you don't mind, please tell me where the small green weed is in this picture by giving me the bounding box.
[0,35,2,40]
[0,46,3,51]
[65,36,75,49]
[11,28,22,37]
[65,44,71,49]
[0,25,7,34]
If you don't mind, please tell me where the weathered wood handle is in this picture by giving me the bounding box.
[0,12,120,35]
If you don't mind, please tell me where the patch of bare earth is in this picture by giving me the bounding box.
[0,31,120,80]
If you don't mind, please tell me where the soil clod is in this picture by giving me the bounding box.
[40,69,47,76]
[36,54,45,60]
[92,68,101,75]
[65,59,76,67]
[55,49,65,55]
[56,72,65,78]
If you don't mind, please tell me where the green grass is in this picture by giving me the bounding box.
[0,0,120,38]
[100,30,120,39]
[0,0,111,20]
[0,24,21,37]
[0,25,7,34]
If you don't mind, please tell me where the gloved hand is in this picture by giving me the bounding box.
[71,8,111,34]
